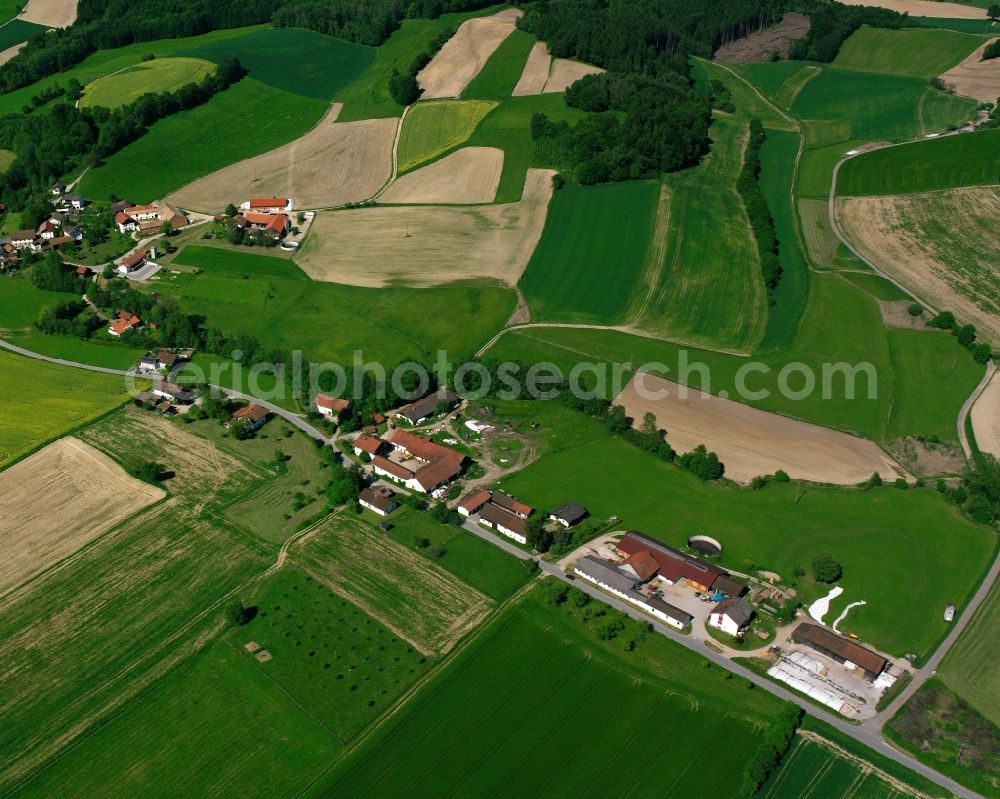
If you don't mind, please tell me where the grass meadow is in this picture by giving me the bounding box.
[311,588,784,798]
[397,99,498,172]
[491,273,983,445]
[832,26,983,78]
[733,60,811,103]
[797,138,864,198]
[627,115,768,353]
[792,68,977,142]
[164,246,515,366]
[181,26,375,102]
[0,19,48,50]
[461,29,536,100]
[382,507,534,601]
[696,60,795,131]
[837,129,1000,195]
[81,78,327,202]
[79,57,216,109]
[518,180,659,325]
[498,432,994,659]
[0,349,130,465]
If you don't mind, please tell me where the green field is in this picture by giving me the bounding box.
[837,129,1000,195]
[518,180,659,324]
[80,78,327,202]
[0,147,14,173]
[498,430,994,659]
[0,349,130,465]
[798,138,864,199]
[940,573,1000,727]
[0,18,47,50]
[792,68,977,142]
[311,588,784,798]
[625,115,768,353]
[13,640,340,799]
[80,56,217,109]
[461,29,536,100]
[917,16,1000,34]
[463,92,589,202]
[733,61,813,104]
[491,270,983,443]
[832,25,983,78]
[396,99,498,172]
[161,246,515,368]
[182,26,375,101]
[382,507,534,601]
[696,60,795,131]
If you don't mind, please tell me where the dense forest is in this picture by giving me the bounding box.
[789,2,917,61]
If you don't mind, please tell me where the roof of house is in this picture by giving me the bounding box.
[490,491,533,517]
[114,211,134,224]
[713,597,754,626]
[551,501,588,524]
[388,429,464,465]
[48,235,73,247]
[372,455,411,481]
[458,489,492,513]
[245,212,288,232]
[124,204,158,215]
[108,313,141,335]
[315,393,351,412]
[617,531,726,586]
[10,229,36,240]
[37,220,56,233]
[412,456,462,491]
[353,434,384,454]
[791,623,888,675]
[119,249,147,268]
[575,556,637,594]
[629,591,693,624]
[249,197,288,208]
[395,390,459,423]
[75,265,91,276]
[712,574,747,597]
[231,403,267,423]
[622,551,659,582]
[479,502,527,535]
[157,349,178,366]
[359,485,396,512]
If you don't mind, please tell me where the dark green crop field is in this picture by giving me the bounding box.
[461,29,536,100]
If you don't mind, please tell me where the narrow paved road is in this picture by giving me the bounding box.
[0,338,333,444]
[461,519,985,799]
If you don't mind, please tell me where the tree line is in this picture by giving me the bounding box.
[788,2,917,62]
[737,119,783,291]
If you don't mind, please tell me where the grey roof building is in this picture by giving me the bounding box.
[713,597,754,626]
[550,501,588,527]
[574,556,638,594]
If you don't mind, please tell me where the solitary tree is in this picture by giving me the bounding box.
[988,4,1000,21]
[811,553,842,583]
[224,203,238,217]
[226,599,247,626]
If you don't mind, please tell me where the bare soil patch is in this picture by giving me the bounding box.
[836,189,1000,343]
[0,41,27,66]
[0,437,163,596]
[380,146,503,204]
[17,0,78,27]
[713,13,811,63]
[542,58,604,93]
[971,370,1000,457]
[878,300,938,330]
[512,41,551,96]
[417,8,522,99]
[168,103,396,212]
[834,0,988,19]
[615,372,907,485]
[297,168,555,287]
[940,38,1000,102]
[886,436,966,477]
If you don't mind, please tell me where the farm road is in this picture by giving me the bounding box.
[461,519,987,799]
[0,338,333,444]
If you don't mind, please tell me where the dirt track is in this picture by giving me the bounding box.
[614,373,907,485]
[417,8,522,99]
[380,147,503,204]
[971,370,1000,458]
[940,38,1000,102]
[836,189,1000,343]
[834,0,989,18]
[168,103,396,211]
[0,437,163,596]
[17,0,78,27]
[297,168,555,287]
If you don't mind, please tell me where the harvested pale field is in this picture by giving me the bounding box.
[417,8,522,99]
[379,146,503,204]
[615,372,907,485]
[294,514,492,654]
[713,13,811,63]
[798,198,839,266]
[836,188,1000,342]
[940,38,1000,102]
[0,41,27,67]
[0,437,163,596]
[167,103,395,212]
[297,168,554,287]
[834,0,988,18]
[971,370,1000,458]
[512,41,551,96]
[542,58,605,93]
[17,0,77,27]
